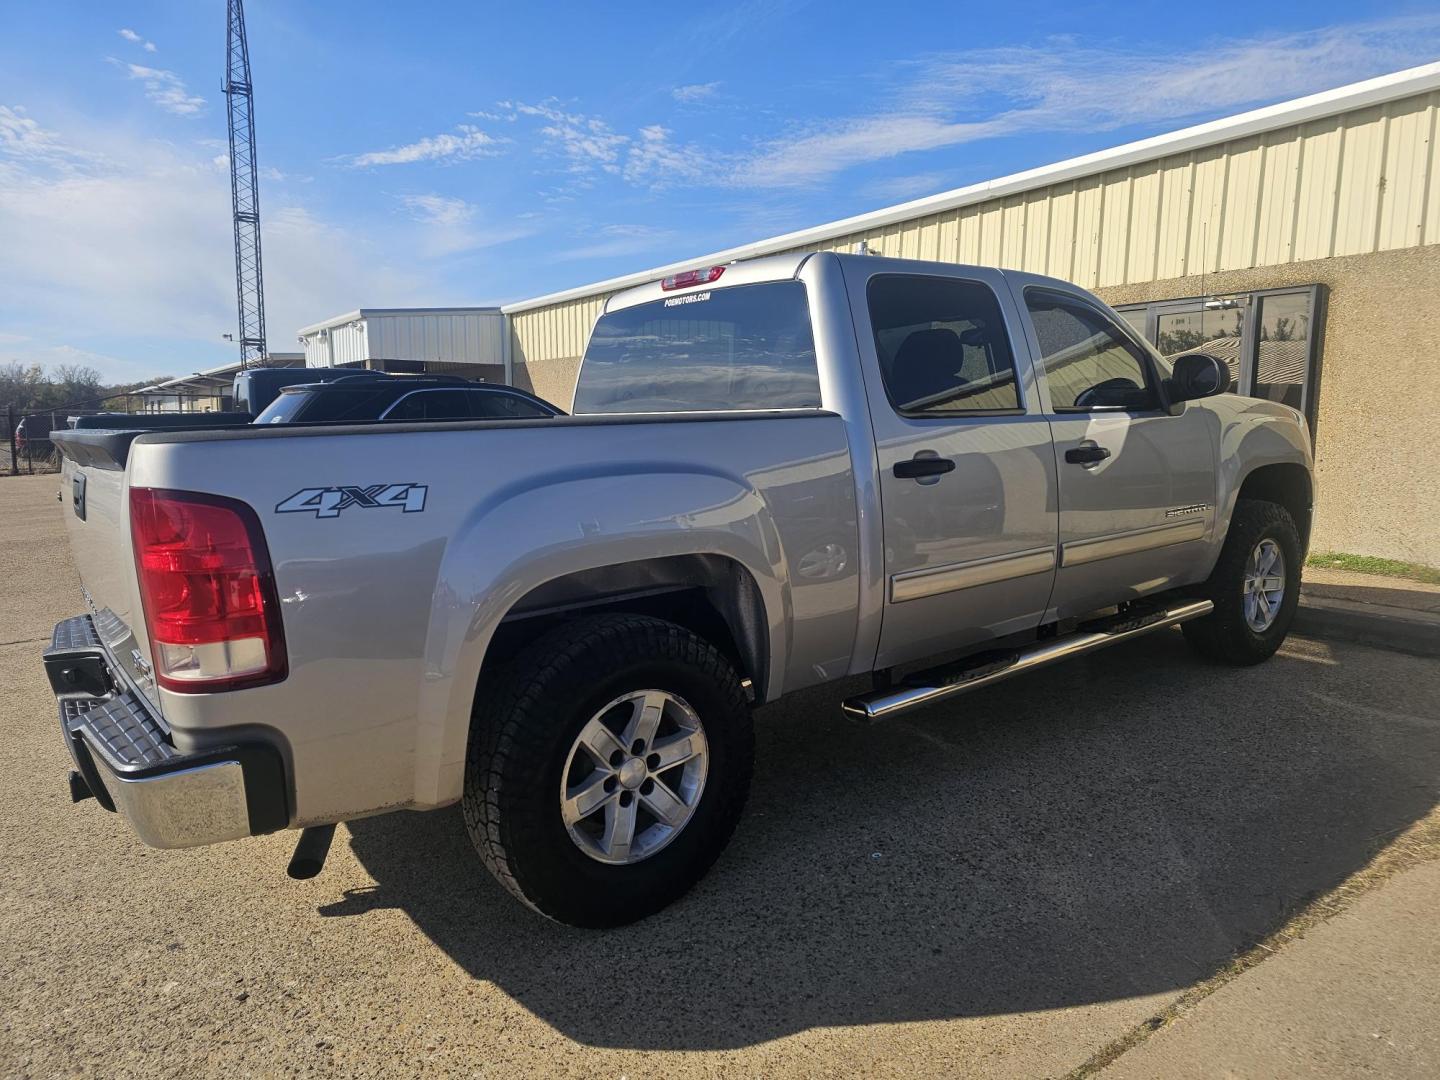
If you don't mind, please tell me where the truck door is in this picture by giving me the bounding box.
[844,263,1060,670]
[1010,281,1218,619]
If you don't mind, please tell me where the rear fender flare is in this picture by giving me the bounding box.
[411,463,788,807]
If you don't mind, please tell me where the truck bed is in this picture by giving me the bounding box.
[52,408,860,822]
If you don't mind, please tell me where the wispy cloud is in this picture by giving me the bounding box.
[0,105,95,168]
[502,102,629,176]
[116,62,205,117]
[732,17,1440,187]
[397,193,534,257]
[352,124,505,166]
[624,125,710,185]
[401,193,475,228]
[496,101,712,189]
[118,27,157,52]
[556,223,677,261]
[860,171,948,202]
[672,82,721,104]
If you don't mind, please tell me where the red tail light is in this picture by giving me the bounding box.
[129,488,287,692]
[661,265,725,290]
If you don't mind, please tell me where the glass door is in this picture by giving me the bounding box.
[1154,296,1249,391]
[1251,291,1315,413]
[1116,285,1324,424]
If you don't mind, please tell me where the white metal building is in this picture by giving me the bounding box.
[296,307,507,382]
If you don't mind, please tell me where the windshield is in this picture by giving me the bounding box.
[572,281,822,414]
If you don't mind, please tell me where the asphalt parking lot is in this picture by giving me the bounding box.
[3,470,1438,1078]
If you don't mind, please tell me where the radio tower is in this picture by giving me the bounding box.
[224,0,266,367]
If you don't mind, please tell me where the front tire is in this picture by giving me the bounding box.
[1183,498,1301,665]
[462,614,753,927]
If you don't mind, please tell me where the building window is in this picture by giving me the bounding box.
[1115,285,1325,425]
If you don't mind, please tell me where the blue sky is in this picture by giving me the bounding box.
[2,1,1438,383]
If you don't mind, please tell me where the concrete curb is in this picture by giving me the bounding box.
[1294,593,1440,658]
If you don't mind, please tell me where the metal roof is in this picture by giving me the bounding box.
[135,353,304,397]
[296,307,502,337]
[501,61,1440,315]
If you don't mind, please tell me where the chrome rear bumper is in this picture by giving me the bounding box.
[45,615,288,848]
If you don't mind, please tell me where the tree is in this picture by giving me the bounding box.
[2,360,134,415]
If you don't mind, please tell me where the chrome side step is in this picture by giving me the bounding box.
[842,599,1214,722]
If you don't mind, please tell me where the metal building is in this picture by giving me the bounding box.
[496,62,1440,565]
[296,307,507,382]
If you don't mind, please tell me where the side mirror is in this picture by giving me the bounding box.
[1168,352,1230,408]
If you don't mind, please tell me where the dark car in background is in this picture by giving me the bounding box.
[253,374,562,425]
[231,366,368,415]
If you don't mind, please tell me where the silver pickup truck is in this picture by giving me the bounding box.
[46,252,1313,927]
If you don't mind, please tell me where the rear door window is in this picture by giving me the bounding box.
[573,281,821,414]
[467,391,553,419]
[867,275,1021,414]
[384,389,476,421]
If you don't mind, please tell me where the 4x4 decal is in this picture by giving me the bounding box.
[276,483,428,519]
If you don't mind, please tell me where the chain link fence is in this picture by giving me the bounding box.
[3,405,65,476]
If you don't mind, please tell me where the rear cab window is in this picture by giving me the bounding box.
[573,281,821,414]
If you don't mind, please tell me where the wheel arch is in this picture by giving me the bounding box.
[479,554,771,704]
[411,472,789,812]
[1236,462,1314,555]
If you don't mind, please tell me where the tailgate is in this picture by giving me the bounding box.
[54,431,160,712]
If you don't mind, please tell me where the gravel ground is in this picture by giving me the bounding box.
[2,471,1438,1078]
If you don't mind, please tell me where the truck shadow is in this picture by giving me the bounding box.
[324,632,1440,1051]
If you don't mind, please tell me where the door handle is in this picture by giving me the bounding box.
[1064,445,1111,465]
[894,455,955,479]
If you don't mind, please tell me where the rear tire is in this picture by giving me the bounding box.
[1183,498,1301,666]
[462,614,753,927]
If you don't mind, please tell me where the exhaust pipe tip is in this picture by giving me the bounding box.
[286,824,337,880]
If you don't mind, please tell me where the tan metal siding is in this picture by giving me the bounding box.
[1334,105,1387,256]
[1096,172,1131,287]
[1427,92,1440,245]
[1023,193,1050,273]
[1254,130,1303,265]
[1045,185,1077,280]
[1072,177,1104,286]
[1126,164,1162,283]
[1293,115,1344,261]
[1379,94,1433,250]
[512,90,1440,369]
[1219,136,1264,271]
